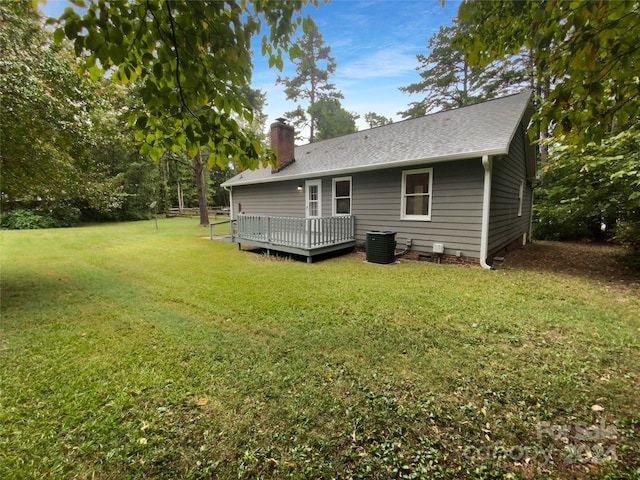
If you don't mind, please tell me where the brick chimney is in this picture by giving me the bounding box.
[270,118,295,173]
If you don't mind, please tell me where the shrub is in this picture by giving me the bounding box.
[1,205,81,230]
[1,208,58,229]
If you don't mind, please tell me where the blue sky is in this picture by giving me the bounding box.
[39,0,460,133]
[254,0,460,132]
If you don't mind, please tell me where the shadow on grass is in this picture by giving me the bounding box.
[500,240,640,290]
[240,245,356,264]
[0,267,137,328]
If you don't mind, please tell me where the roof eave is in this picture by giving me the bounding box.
[503,90,534,157]
[222,148,509,187]
[498,91,537,182]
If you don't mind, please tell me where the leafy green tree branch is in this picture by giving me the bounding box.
[52,0,315,168]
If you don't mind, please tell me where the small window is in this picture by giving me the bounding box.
[518,180,524,217]
[332,177,352,216]
[401,168,433,221]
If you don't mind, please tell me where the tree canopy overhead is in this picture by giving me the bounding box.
[54,0,314,168]
[454,0,640,252]
[456,0,640,148]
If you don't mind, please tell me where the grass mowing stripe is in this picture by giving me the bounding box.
[1,218,639,479]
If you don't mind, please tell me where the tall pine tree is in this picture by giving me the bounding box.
[399,18,531,118]
[277,21,343,142]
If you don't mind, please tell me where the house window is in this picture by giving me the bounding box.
[332,177,352,215]
[518,179,524,217]
[401,168,432,221]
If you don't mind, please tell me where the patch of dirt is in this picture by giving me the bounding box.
[499,240,640,291]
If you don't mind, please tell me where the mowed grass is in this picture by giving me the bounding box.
[1,218,638,479]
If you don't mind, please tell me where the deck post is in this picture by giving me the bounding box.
[267,216,271,243]
[351,215,355,241]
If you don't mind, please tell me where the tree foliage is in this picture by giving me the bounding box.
[276,20,342,142]
[1,1,93,200]
[457,0,640,148]
[457,0,640,256]
[54,0,313,168]
[399,18,531,118]
[308,98,358,141]
[364,112,393,129]
[533,125,640,247]
[0,0,185,229]
[238,86,269,145]
[1,0,149,225]
[81,81,163,222]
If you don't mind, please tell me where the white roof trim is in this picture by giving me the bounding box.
[222,148,508,187]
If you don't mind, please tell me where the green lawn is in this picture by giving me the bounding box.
[1,219,638,479]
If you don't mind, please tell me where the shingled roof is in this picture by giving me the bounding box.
[223,90,533,187]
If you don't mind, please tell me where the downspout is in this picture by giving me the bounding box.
[224,185,233,239]
[480,155,493,270]
[225,185,233,219]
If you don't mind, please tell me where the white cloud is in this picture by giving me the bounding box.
[339,45,419,80]
[250,0,461,133]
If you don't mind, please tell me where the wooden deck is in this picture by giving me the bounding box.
[233,214,356,263]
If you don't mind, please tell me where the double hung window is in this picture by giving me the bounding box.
[401,168,432,221]
[332,177,352,216]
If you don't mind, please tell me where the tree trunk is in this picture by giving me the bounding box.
[193,150,209,226]
[309,82,316,143]
[462,59,469,106]
[157,158,169,213]
[538,75,551,165]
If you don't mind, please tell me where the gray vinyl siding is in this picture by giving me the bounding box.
[349,159,484,258]
[232,158,485,258]
[232,180,306,217]
[488,123,533,256]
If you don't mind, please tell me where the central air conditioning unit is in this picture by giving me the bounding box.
[366,231,396,264]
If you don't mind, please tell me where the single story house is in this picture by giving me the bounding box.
[222,90,536,267]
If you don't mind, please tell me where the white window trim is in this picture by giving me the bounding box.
[332,176,352,216]
[401,167,433,221]
[518,179,524,217]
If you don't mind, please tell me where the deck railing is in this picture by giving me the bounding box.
[235,214,355,249]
